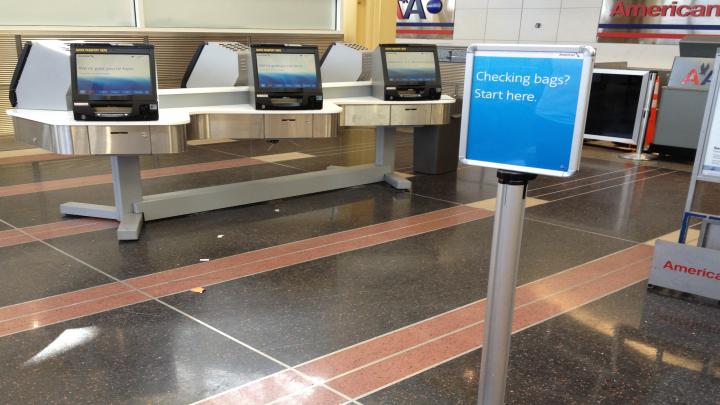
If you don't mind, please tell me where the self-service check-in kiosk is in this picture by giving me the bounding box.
[372,44,442,101]
[71,43,159,121]
[181,42,249,88]
[249,44,323,110]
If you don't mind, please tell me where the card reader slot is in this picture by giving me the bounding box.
[94,106,133,113]
[269,98,302,107]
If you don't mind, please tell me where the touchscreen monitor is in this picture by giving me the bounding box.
[255,52,318,89]
[75,53,152,96]
[385,51,437,83]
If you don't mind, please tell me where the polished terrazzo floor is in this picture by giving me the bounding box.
[0,129,719,404]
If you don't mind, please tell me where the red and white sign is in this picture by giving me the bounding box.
[599,0,720,43]
[650,240,720,300]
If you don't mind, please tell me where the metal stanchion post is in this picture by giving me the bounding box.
[477,170,536,405]
[620,72,659,161]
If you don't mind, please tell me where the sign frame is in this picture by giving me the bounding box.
[458,44,595,178]
[690,50,720,184]
[680,50,720,244]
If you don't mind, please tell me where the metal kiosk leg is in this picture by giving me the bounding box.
[57,127,414,241]
[60,155,144,241]
[477,170,536,405]
[376,127,412,190]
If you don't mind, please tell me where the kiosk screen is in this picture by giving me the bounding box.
[385,51,437,83]
[75,54,152,96]
[584,72,644,142]
[256,53,318,89]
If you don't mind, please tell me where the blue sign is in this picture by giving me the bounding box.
[460,46,594,177]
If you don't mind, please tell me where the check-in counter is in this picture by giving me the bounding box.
[7,109,188,155]
[7,44,455,241]
[7,84,454,241]
[160,82,454,141]
[336,97,451,127]
[8,88,455,153]
[184,104,341,140]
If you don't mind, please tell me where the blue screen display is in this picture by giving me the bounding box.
[465,55,584,175]
[256,53,318,89]
[76,54,152,96]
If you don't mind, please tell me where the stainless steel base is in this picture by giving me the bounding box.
[137,163,404,221]
[59,155,145,240]
[61,202,144,241]
[58,126,409,241]
[13,117,187,155]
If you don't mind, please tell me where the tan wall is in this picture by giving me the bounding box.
[346,0,396,49]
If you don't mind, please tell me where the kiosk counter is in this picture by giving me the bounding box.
[7,42,454,241]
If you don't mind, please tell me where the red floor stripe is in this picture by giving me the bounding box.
[0,282,132,323]
[0,157,263,198]
[127,206,478,289]
[200,244,653,403]
[271,387,346,405]
[0,218,118,248]
[0,206,474,321]
[0,206,491,337]
[141,210,490,299]
[329,258,653,399]
[296,244,652,380]
[199,370,313,405]
[0,153,70,166]
[0,289,149,338]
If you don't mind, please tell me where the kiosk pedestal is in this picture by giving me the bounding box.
[60,125,409,240]
[135,125,410,222]
[60,156,144,240]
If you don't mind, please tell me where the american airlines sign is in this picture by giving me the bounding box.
[598,0,720,43]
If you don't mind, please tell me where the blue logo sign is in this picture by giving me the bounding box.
[397,0,454,39]
[465,55,584,174]
[427,0,443,14]
[399,0,443,18]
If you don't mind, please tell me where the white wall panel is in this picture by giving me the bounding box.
[485,9,522,40]
[142,0,336,30]
[456,0,488,9]
[520,9,560,42]
[524,0,562,8]
[0,0,135,27]
[557,7,601,42]
[561,0,603,8]
[454,9,488,39]
[488,0,523,8]
[444,0,675,69]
